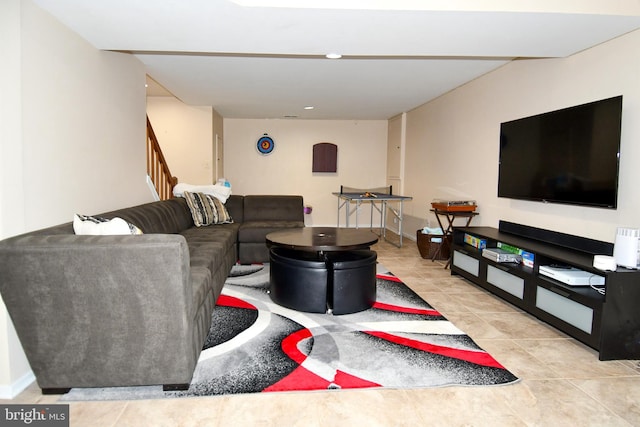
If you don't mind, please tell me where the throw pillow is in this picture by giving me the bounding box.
[183,191,233,227]
[73,214,143,235]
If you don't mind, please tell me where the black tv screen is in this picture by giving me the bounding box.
[498,95,622,209]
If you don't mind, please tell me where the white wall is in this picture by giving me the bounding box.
[0,0,151,398]
[403,29,640,243]
[147,97,214,185]
[0,0,29,399]
[224,119,388,226]
[18,3,151,225]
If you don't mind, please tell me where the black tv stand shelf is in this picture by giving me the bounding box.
[450,221,640,360]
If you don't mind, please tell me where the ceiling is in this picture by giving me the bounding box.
[34,0,640,120]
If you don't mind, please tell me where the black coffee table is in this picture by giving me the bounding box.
[266,227,378,314]
[266,226,378,253]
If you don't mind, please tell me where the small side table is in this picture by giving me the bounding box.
[430,209,479,268]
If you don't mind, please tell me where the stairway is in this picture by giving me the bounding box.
[146,116,177,200]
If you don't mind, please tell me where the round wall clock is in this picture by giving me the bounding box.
[256,134,275,155]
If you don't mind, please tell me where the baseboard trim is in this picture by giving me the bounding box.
[380,225,415,241]
[0,371,36,399]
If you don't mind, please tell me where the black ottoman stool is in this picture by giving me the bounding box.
[269,247,328,313]
[327,250,377,314]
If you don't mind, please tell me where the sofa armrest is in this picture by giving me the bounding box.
[0,234,199,388]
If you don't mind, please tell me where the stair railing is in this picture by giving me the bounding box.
[147,116,178,200]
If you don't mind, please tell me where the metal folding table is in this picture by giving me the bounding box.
[333,186,412,247]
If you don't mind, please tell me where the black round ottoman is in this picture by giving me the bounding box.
[269,247,377,315]
[269,247,328,313]
[327,250,377,314]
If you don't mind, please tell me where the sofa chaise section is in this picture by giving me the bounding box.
[0,233,209,392]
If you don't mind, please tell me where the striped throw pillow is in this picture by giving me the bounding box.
[184,191,233,227]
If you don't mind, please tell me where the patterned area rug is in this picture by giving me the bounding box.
[63,264,517,401]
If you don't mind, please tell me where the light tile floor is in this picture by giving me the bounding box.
[3,238,639,426]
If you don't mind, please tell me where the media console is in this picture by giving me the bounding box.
[450,221,640,360]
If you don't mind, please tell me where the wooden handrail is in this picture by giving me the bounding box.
[147,116,178,200]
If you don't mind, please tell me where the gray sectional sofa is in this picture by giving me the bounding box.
[0,194,303,394]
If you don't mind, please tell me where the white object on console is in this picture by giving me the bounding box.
[593,255,617,271]
[613,227,640,269]
[539,265,605,286]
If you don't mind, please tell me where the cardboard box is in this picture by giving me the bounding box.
[464,233,486,249]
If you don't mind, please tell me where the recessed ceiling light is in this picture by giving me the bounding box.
[304,106,315,110]
[325,53,342,59]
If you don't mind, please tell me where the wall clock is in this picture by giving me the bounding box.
[256,134,275,155]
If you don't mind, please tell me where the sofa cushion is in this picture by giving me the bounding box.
[238,220,305,243]
[224,195,244,224]
[184,191,233,227]
[99,198,193,234]
[243,195,304,222]
[180,223,240,270]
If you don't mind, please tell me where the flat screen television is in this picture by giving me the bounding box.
[498,95,622,209]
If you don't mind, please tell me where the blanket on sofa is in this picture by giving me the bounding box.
[173,183,232,203]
